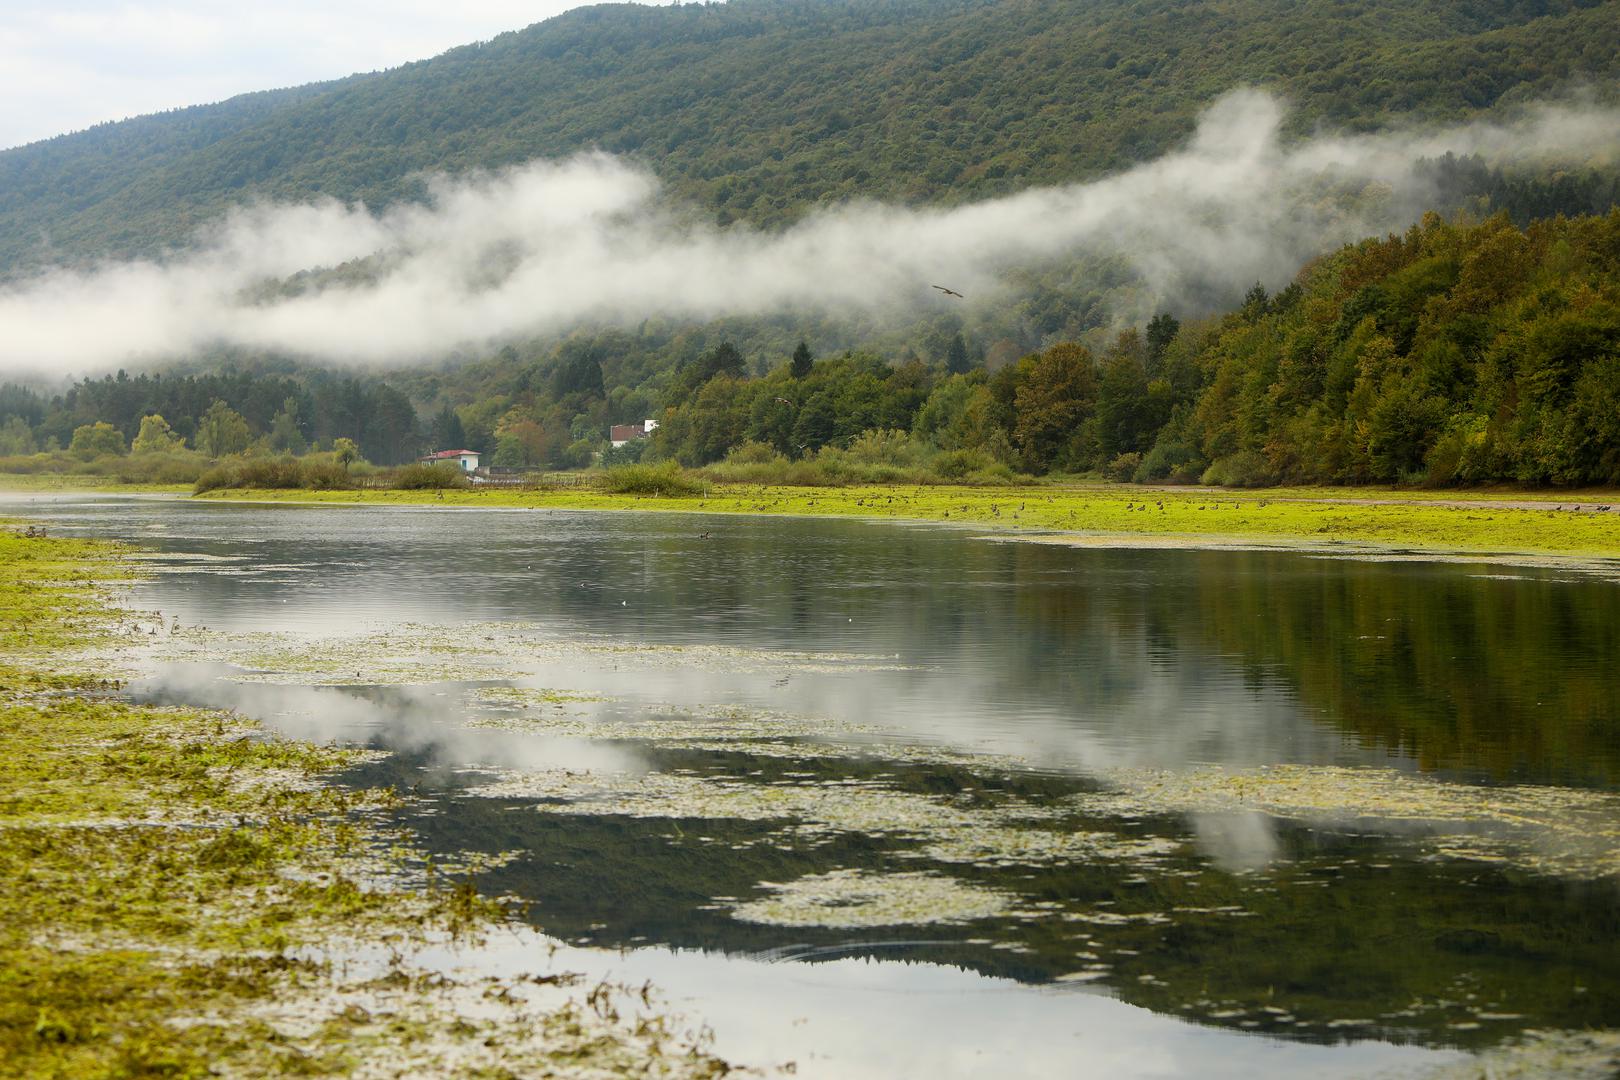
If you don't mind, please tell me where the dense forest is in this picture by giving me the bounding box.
[0,369,420,465]
[6,209,1617,487]
[3,0,1619,272]
[645,208,1620,486]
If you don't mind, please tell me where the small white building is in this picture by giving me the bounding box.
[609,419,660,449]
[422,449,480,471]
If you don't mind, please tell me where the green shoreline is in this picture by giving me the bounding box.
[5,471,1619,557]
[179,482,1620,560]
[0,525,731,1078]
[4,470,1618,557]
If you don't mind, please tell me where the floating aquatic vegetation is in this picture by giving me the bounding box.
[3,529,737,1078]
[470,692,883,748]
[1411,1029,1620,1080]
[155,621,919,686]
[470,763,1178,874]
[728,868,1016,928]
[907,823,1181,867]
[473,686,611,709]
[1083,765,1620,879]
[472,685,1045,775]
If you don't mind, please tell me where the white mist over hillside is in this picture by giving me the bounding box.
[2,89,1617,374]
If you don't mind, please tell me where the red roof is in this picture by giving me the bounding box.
[427,449,477,459]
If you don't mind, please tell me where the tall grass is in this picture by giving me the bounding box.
[0,450,212,484]
[194,457,353,493]
[700,433,1019,487]
[390,462,469,490]
[601,460,706,496]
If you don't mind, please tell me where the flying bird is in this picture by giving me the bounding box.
[931,284,965,299]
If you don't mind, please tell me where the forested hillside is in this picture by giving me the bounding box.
[6,210,1617,487]
[3,0,1618,272]
[640,209,1620,487]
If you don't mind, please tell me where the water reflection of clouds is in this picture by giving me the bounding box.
[315,930,1457,1080]
[1191,811,1282,872]
[130,664,644,777]
[23,496,1620,1072]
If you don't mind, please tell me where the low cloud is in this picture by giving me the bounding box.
[3,88,1617,375]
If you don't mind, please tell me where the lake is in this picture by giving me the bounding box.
[11,492,1620,1078]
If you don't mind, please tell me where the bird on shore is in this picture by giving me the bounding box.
[931,284,965,299]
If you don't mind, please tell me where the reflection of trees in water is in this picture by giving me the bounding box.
[1176,554,1620,783]
[126,504,1620,1049]
[953,541,1620,783]
[350,748,1620,1050]
[152,515,1620,782]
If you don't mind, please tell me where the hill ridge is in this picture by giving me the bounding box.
[3,0,1617,274]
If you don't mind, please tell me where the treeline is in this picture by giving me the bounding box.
[639,209,1620,486]
[1173,208,1620,486]
[6,0,1619,271]
[8,210,1618,489]
[0,370,421,465]
[1424,153,1620,227]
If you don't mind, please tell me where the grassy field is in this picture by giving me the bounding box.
[0,473,193,494]
[186,482,1620,558]
[0,525,729,1077]
[3,468,1617,557]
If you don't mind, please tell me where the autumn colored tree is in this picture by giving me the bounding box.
[1013,343,1098,472]
[131,414,185,453]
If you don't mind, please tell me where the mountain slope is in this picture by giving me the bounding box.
[3,0,1618,273]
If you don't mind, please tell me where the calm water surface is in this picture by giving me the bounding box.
[11,493,1620,1078]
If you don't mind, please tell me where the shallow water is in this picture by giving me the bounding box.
[12,492,1620,1078]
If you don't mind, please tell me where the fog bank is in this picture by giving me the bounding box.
[2,89,1617,374]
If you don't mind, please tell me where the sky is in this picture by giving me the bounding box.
[0,1,653,151]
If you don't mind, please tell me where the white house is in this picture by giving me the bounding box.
[422,449,480,471]
[609,418,660,449]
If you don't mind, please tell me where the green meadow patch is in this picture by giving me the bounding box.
[190,481,1620,559]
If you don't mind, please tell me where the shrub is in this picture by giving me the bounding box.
[963,461,1017,484]
[69,422,126,460]
[0,453,54,475]
[601,460,705,497]
[934,447,999,480]
[1201,450,1279,488]
[601,439,649,467]
[193,466,237,493]
[1104,452,1143,482]
[193,457,354,493]
[111,450,209,485]
[724,440,784,466]
[702,441,1023,487]
[1134,439,1201,483]
[843,429,926,467]
[561,438,601,470]
[298,461,354,490]
[392,463,469,490]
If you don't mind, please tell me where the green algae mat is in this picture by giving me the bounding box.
[0,526,730,1079]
